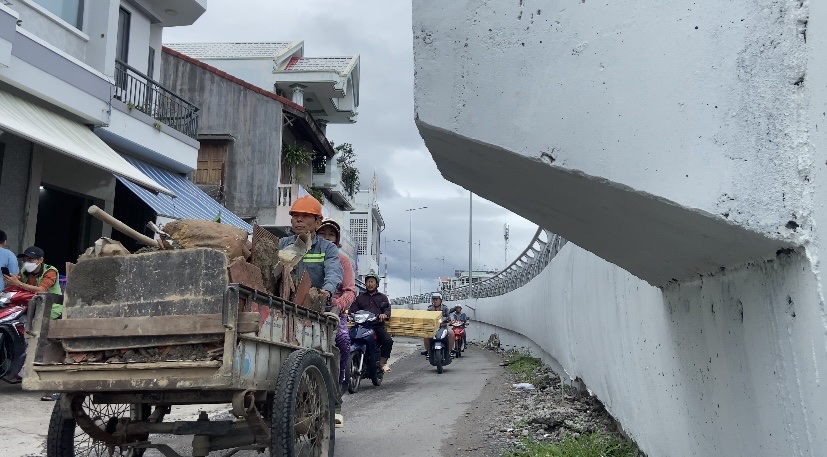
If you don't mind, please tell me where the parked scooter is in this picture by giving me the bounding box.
[347,310,383,393]
[451,321,467,358]
[428,316,453,374]
[0,287,35,383]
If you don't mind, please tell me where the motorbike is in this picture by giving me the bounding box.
[0,287,35,383]
[450,320,467,358]
[347,310,383,393]
[428,316,453,374]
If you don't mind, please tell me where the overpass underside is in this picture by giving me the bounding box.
[413,0,827,455]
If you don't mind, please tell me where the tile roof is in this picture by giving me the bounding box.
[284,56,356,74]
[165,42,294,59]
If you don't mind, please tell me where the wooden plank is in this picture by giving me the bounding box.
[33,360,222,371]
[293,271,311,306]
[49,312,260,339]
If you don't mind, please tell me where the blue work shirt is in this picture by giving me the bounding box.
[278,234,343,295]
[0,246,20,291]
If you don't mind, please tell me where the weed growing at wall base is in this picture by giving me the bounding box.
[505,350,542,384]
[504,432,639,457]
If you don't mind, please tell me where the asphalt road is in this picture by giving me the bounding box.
[2,337,503,457]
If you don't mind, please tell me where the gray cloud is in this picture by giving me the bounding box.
[165,0,539,297]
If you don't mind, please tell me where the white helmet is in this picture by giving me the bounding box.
[431,292,443,300]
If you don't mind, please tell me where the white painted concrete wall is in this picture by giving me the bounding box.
[412,1,827,455]
[410,243,827,456]
[412,0,827,285]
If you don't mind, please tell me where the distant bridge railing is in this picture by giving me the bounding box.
[391,228,567,306]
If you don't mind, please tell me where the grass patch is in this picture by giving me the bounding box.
[504,432,639,457]
[505,350,542,383]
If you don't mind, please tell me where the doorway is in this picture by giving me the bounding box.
[34,185,102,274]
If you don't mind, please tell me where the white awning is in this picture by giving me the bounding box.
[0,89,173,196]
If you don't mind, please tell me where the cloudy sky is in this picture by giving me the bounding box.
[165,1,537,298]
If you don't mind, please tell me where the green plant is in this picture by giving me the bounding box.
[504,433,639,457]
[126,102,136,111]
[505,350,542,383]
[153,121,162,131]
[334,143,360,198]
[307,187,325,205]
[283,143,314,167]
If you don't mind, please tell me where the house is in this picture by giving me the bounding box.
[346,176,385,284]
[0,0,251,268]
[162,41,363,265]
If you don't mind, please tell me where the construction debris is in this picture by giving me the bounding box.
[77,237,131,261]
[160,219,251,260]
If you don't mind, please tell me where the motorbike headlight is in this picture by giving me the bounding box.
[354,314,368,324]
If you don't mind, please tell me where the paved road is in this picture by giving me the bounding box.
[2,337,502,457]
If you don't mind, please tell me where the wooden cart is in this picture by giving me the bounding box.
[22,248,339,457]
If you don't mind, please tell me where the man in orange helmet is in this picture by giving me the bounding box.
[278,195,343,301]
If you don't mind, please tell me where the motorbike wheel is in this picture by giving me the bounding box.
[435,350,444,374]
[347,352,362,394]
[454,339,462,358]
[272,349,335,457]
[47,394,149,457]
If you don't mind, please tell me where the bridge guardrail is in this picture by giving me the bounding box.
[391,228,567,306]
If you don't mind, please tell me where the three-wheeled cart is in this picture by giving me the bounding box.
[22,248,339,457]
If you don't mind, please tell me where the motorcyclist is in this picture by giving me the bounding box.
[449,305,468,324]
[422,292,455,356]
[350,270,394,373]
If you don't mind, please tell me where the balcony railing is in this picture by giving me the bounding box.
[114,60,199,139]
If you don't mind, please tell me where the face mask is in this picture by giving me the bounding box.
[22,262,38,273]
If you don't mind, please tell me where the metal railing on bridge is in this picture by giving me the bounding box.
[391,228,567,306]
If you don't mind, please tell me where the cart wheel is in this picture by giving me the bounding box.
[272,349,335,457]
[47,394,149,457]
[347,352,361,394]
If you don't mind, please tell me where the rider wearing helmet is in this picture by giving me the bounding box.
[316,219,356,387]
[350,270,394,373]
[423,292,454,356]
[278,195,342,300]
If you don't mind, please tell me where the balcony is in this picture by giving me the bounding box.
[275,182,305,229]
[114,60,199,139]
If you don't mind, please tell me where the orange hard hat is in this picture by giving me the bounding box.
[289,195,323,218]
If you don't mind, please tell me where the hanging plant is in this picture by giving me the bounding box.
[334,143,360,198]
[308,187,325,205]
[282,143,314,167]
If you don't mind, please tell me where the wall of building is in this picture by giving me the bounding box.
[161,53,283,224]
[0,133,33,253]
[14,0,87,61]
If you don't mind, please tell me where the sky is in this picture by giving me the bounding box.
[164,1,537,298]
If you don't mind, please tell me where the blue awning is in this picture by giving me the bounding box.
[117,157,252,233]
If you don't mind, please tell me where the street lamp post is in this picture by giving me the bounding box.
[406,206,428,296]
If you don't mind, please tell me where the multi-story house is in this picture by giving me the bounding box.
[163,41,362,261]
[0,0,251,267]
[346,178,385,284]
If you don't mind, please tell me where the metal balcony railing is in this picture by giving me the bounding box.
[114,60,200,139]
[391,228,567,306]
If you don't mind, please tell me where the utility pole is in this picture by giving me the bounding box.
[468,191,473,299]
[406,206,428,296]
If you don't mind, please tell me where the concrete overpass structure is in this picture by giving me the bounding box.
[408,1,827,456]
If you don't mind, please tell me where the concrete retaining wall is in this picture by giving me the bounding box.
[408,243,826,456]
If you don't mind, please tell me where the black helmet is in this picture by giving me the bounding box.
[364,269,380,284]
[317,219,341,245]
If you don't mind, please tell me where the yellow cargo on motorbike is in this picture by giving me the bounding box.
[386,309,443,338]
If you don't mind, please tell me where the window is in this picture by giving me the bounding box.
[147,47,156,80]
[350,217,368,255]
[116,7,130,63]
[34,0,83,29]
